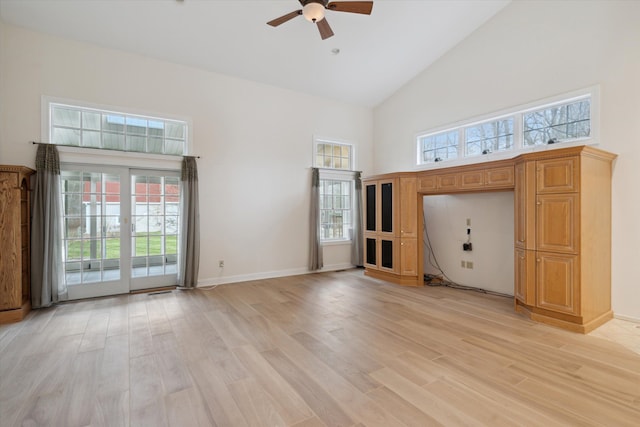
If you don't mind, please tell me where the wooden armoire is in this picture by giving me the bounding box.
[0,165,35,324]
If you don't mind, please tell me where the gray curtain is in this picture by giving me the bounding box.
[309,167,323,270]
[31,144,66,308]
[351,171,363,266]
[178,156,200,288]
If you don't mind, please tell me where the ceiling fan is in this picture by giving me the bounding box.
[267,1,374,40]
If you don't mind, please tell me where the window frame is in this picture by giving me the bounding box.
[416,87,599,168]
[42,96,193,161]
[313,136,356,245]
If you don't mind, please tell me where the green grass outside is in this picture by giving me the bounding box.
[66,232,177,260]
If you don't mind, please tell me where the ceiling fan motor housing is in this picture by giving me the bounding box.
[302,1,327,23]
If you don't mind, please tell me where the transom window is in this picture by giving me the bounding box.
[49,103,187,156]
[465,118,514,156]
[315,140,352,170]
[419,130,459,163]
[417,91,594,165]
[523,99,590,146]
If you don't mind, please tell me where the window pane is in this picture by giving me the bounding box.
[126,117,147,135]
[166,122,185,139]
[523,99,590,146]
[103,133,125,150]
[128,135,146,152]
[82,130,101,148]
[53,127,81,146]
[165,139,184,155]
[420,130,458,162]
[52,106,81,128]
[103,115,125,133]
[145,137,161,154]
[82,111,101,130]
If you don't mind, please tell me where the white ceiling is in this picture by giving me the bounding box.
[0,0,510,107]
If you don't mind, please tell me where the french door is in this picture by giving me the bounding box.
[60,165,180,300]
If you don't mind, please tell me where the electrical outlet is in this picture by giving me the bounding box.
[466,261,473,269]
[218,260,224,268]
[461,260,466,268]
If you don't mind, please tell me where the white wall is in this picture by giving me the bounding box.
[0,23,373,285]
[423,192,514,296]
[374,1,640,321]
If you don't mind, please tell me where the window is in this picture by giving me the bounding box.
[523,98,590,146]
[49,103,187,156]
[313,137,355,242]
[419,130,458,163]
[320,180,352,240]
[465,117,513,156]
[416,90,595,165]
[315,140,352,170]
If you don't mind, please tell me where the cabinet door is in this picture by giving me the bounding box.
[399,239,417,276]
[485,166,515,188]
[365,183,377,232]
[459,171,484,189]
[536,193,579,254]
[399,177,417,238]
[537,157,579,193]
[514,248,535,305]
[0,173,21,311]
[379,237,399,273]
[419,175,437,193]
[437,174,459,191]
[514,161,536,249]
[364,236,377,270]
[536,252,579,315]
[379,179,396,235]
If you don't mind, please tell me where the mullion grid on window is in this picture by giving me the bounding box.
[319,179,351,241]
[316,142,351,170]
[50,103,185,155]
[417,94,592,165]
[420,130,458,163]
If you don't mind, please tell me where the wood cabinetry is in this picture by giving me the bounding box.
[0,165,35,324]
[418,162,514,194]
[363,175,419,286]
[514,147,615,333]
[363,145,615,333]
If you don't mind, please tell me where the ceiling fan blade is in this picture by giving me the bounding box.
[267,10,302,27]
[326,1,373,15]
[317,17,334,40]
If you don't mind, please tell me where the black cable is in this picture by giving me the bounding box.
[422,210,511,299]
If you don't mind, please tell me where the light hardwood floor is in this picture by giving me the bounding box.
[1,270,639,426]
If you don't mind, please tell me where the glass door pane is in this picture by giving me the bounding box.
[61,166,129,299]
[130,171,180,290]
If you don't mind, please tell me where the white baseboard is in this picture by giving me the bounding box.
[614,313,640,323]
[197,263,355,287]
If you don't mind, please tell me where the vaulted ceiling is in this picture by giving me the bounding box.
[0,0,510,107]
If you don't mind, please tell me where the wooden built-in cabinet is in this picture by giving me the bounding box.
[362,145,616,333]
[513,148,615,333]
[363,174,418,286]
[0,165,35,324]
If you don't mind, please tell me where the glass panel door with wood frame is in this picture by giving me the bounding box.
[61,167,130,299]
[130,171,180,291]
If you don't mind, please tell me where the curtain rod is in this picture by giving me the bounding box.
[30,141,200,159]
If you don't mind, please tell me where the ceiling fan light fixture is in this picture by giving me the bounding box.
[302,2,325,23]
